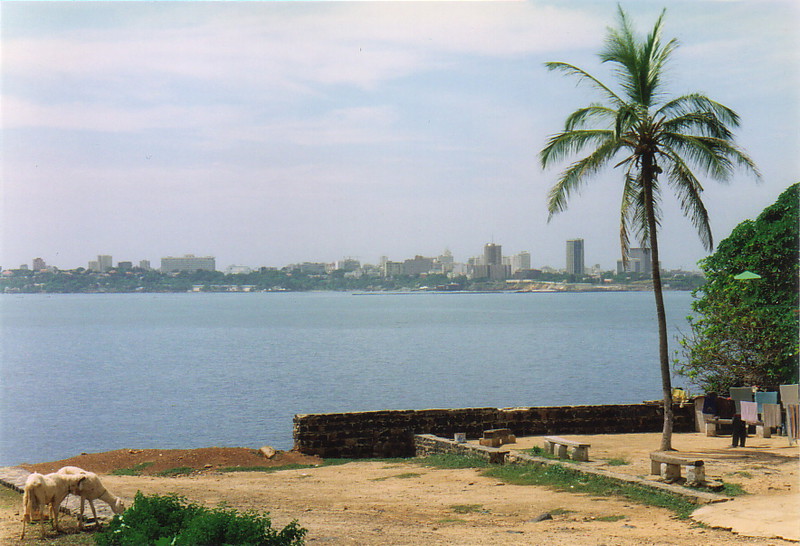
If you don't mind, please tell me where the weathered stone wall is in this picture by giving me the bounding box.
[293,403,695,459]
[414,434,509,463]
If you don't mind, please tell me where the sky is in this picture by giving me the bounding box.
[1,1,798,272]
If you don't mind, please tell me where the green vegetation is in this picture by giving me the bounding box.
[540,6,758,451]
[111,462,155,476]
[370,472,422,482]
[154,467,195,477]
[416,453,490,469]
[605,458,630,466]
[219,459,355,473]
[95,492,306,546]
[483,463,697,518]
[0,264,702,294]
[595,515,627,522]
[220,464,315,473]
[435,517,467,524]
[720,482,747,497]
[526,446,560,460]
[549,508,575,516]
[449,504,487,514]
[675,183,799,392]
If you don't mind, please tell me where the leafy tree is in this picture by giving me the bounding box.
[540,7,759,450]
[676,183,799,392]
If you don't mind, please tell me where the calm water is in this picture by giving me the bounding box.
[0,291,692,465]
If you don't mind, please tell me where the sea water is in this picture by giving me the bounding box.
[0,291,693,465]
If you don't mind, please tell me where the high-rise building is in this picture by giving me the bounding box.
[139,260,151,270]
[32,257,46,271]
[403,255,434,276]
[511,251,531,274]
[566,239,584,275]
[161,255,216,273]
[617,247,652,275]
[483,243,502,265]
[336,258,360,272]
[629,248,652,275]
[97,255,113,273]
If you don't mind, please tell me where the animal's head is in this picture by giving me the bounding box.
[112,498,126,514]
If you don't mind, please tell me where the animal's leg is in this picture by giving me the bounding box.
[87,499,98,528]
[77,496,85,530]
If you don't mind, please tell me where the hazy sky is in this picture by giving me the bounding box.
[2,1,798,271]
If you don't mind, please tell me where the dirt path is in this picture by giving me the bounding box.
[4,432,798,545]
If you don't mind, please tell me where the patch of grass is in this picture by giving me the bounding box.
[155,466,195,477]
[720,481,747,496]
[595,515,626,522]
[483,462,697,519]
[220,458,384,474]
[449,504,486,514]
[549,507,575,515]
[727,471,753,479]
[111,461,155,476]
[526,446,559,459]
[221,464,306,473]
[605,458,630,466]
[435,517,467,524]
[370,472,422,482]
[417,453,490,469]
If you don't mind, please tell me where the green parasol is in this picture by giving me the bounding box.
[734,271,762,280]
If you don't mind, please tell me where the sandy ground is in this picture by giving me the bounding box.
[4,432,799,545]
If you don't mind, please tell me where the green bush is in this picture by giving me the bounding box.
[95,492,306,546]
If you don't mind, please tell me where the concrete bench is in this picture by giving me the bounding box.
[702,415,771,438]
[650,452,705,484]
[543,436,590,461]
[479,428,516,448]
[699,415,733,437]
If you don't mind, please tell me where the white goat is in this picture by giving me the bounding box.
[57,466,125,529]
[20,471,84,539]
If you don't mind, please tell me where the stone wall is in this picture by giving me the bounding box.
[293,403,695,459]
[414,434,509,463]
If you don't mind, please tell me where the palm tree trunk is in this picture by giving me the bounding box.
[642,162,674,452]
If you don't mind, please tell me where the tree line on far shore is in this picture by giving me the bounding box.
[0,265,703,294]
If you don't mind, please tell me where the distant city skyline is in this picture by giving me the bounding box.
[14,239,674,275]
[2,2,797,272]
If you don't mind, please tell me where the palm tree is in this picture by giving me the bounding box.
[540,7,759,451]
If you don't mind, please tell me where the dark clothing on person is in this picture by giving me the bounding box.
[716,397,736,419]
[702,393,718,415]
[732,414,747,447]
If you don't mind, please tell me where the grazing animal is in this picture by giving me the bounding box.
[20,471,84,539]
[57,466,125,529]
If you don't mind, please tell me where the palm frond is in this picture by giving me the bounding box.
[564,104,617,131]
[661,112,733,139]
[544,62,625,106]
[540,129,615,168]
[547,140,621,220]
[661,133,760,181]
[614,103,642,140]
[661,149,714,250]
[600,7,676,107]
[618,172,640,264]
[656,94,741,127]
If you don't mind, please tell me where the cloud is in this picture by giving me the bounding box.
[3,3,601,102]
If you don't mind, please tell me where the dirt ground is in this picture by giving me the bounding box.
[4,432,799,545]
